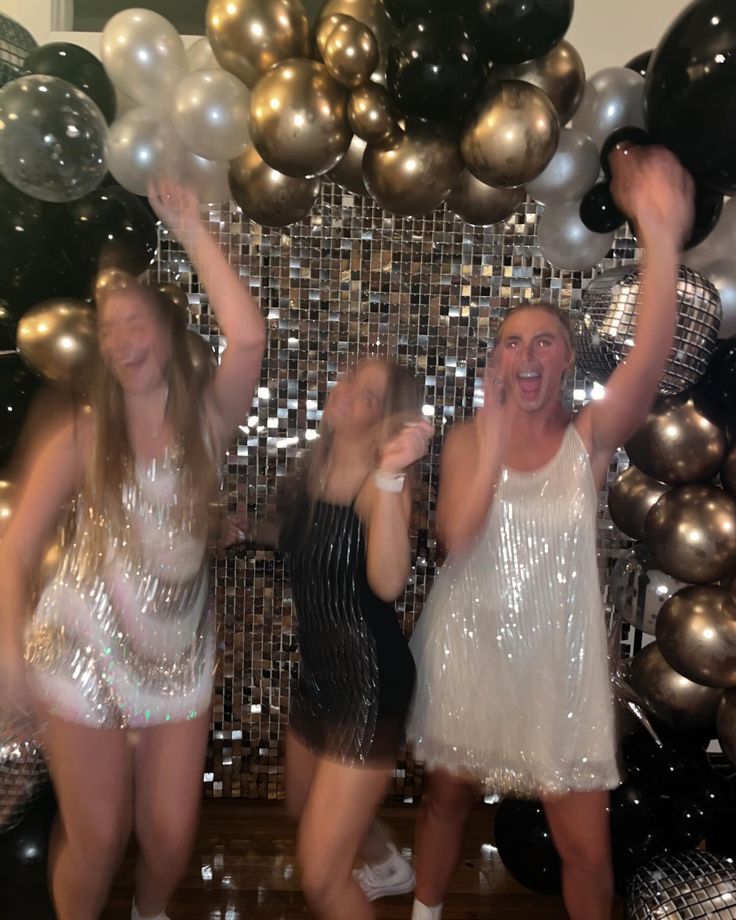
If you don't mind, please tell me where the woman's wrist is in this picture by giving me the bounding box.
[374,468,406,492]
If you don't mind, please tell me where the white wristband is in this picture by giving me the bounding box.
[374,469,406,493]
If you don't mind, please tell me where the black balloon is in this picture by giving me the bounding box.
[701,337,736,413]
[383,0,446,25]
[493,799,562,894]
[645,0,736,194]
[609,778,665,894]
[705,775,736,857]
[0,355,42,466]
[23,42,116,124]
[386,16,486,123]
[666,796,712,849]
[600,127,651,179]
[0,300,16,351]
[626,49,653,79]
[579,181,626,233]
[620,731,709,797]
[61,185,158,280]
[0,783,56,919]
[697,770,736,822]
[473,0,574,66]
[684,185,723,250]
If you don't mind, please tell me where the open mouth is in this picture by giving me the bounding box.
[517,369,542,399]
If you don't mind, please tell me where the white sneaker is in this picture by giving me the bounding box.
[353,843,416,901]
[131,901,171,920]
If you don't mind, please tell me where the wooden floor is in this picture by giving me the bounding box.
[100,800,624,919]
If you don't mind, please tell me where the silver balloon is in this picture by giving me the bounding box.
[571,67,645,148]
[526,128,600,207]
[628,641,722,732]
[573,265,722,395]
[608,465,670,542]
[173,69,250,162]
[0,710,47,832]
[0,74,107,203]
[101,9,188,107]
[718,688,736,768]
[181,151,231,205]
[447,171,524,227]
[317,0,397,86]
[328,133,367,195]
[186,37,222,72]
[537,200,613,271]
[628,851,736,920]
[610,544,685,635]
[106,108,187,197]
[656,585,736,688]
[700,259,736,339]
[685,198,736,271]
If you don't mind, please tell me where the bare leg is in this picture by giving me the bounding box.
[132,713,210,917]
[543,790,613,920]
[413,769,477,908]
[285,730,318,820]
[298,757,393,920]
[44,717,133,920]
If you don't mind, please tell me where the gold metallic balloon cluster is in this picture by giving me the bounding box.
[609,391,736,762]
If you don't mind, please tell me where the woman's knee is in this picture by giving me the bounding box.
[136,811,197,877]
[425,772,475,824]
[298,848,348,913]
[62,808,132,874]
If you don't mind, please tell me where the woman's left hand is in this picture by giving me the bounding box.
[148,176,202,237]
[379,420,434,474]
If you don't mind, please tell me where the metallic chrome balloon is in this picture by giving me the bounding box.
[318,0,397,86]
[717,688,736,768]
[186,37,221,72]
[645,485,736,584]
[173,69,251,162]
[0,478,15,536]
[526,128,600,207]
[628,641,721,731]
[348,81,402,146]
[625,392,728,486]
[537,200,613,271]
[610,543,685,635]
[17,299,96,386]
[101,9,188,107]
[656,585,736,688]
[93,267,134,305]
[316,14,351,58]
[0,710,47,832]
[328,134,368,195]
[322,17,378,88]
[186,329,217,382]
[608,465,670,542]
[447,171,524,227]
[628,850,736,920]
[571,67,646,148]
[229,145,320,227]
[574,265,721,396]
[249,59,350,178]
[363,124,463,217]
[489,40,585,126]
[106,109,187,198]
[461,80,559,189]
[156,283,190,313]
[206,0,310,90]
[701,259,736,339]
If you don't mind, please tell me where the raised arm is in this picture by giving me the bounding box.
[579,145,695,462]
[148,178,266,446]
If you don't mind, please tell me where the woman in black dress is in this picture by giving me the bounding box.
[280,359,431,919]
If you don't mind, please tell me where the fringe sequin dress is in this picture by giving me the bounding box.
[282,495,416,764]
[25,452,214,729]
[408,424,620,797]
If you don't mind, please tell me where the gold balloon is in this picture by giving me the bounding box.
[17,300,96,387]
[625,392,728,486]
[460,80,559,189]
[186,329,217,383]
[348,82,402,146]
[629,641,722,732]
[318,0,396,85]
[645,485,736,584]
[94,267,134,305]
[489,40,586,125]
[0,479,16,537]
[249,59,350,178]
[323,17,379,88]
[656,585,736,688]
[229,145,320,226]
[721,444,736,496]
[156,283,190,313]
[316,14,350,58]
[329,134,368,195]
[608,465,670,542]
[363,125,463,217]
[447,170,524,227]
[717,688,736,768]
[206,0,310,89]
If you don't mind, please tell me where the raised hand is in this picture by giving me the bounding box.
[379,419,434,475]
[147,176,202,238]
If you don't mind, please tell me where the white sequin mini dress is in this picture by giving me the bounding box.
[408,424,621,797]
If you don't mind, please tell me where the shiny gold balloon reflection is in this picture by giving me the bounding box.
[363,125,463,217]
[656,585,736,688]
[207,0,311,89]
[249,59,350,178]
[156,283,190,312]
[460,80,559,188]
[645,484,736,584]
[0,479,16,537]
[447,170,524,227]
[94,268,135,306]
[329,133,368,195]
[629,641,722,731]
[625,393,728,486]
[17,300,96,387]
[318,0,396,85]
[489,40,585,126]
[608,465,670,543]
[186,329,217,384]
[348,82,402,146]
[316,13,350,58]
[229,145,320,226]
[717,688,736,768]
[322,17,378,88]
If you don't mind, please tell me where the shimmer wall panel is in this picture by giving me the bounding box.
[152,182,638,800]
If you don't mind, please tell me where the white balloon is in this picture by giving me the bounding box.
[106,108,186,196]
[187,37,221,72]
[174,69,250,162]
[101,8,188,107]
[685,198,736,271]
[537,200,614,271]
[527,128,600,207]
[180,152,231,205]
[571,68,645,148]
[699,260,736,339]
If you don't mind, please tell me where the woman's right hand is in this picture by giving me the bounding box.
[476,349,517,457]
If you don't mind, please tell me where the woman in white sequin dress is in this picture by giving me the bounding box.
[408,146,695,920]
[0,179,265,920]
